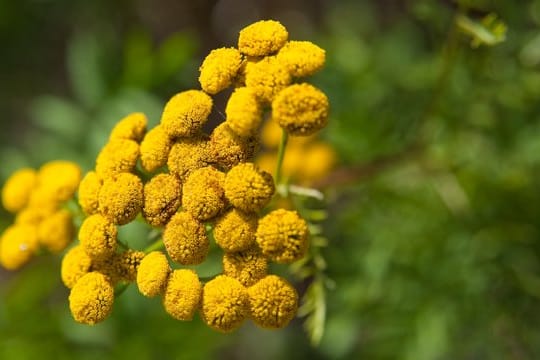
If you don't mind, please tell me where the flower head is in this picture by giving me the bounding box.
[143,174,182,227]
[245,56,291,103]
[95,139,140,177]
[136,251,171,297]
[208,123,258,170]
[255,209,309,263]
[140,125,172,173]
[299,142,337,184]
[160,90,213,138]
[78,171,103,215]
[68,271,114,325]
[199,47,243,94]
[1,168,37,213]
[213,209,258,252]
[182,167,227,221]
[31,161,81,205]
[38,209,74,253]
[0,225,39,270]
[114,250,145,282]
[163,269,202,321]
[79,214,117,260]
[225,87,263,138]
[167,136,209,180]
[61,245,93,289]
[247,275,298,329]
[109,112,148,142]
[98,173,143,225]
[15,206,56,225]
[200,275,249,332]
[224,163,275,213]
[222,246,267,286]
[238,20,288,57]
[163,211,209,265]
[276,41,326,78]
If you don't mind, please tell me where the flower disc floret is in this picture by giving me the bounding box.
[163,269,202,321]
[245,56,291,103]
[79,214,118,260]
[160,90,213,138]
[140,125,172,172]
[68,272,114,325]
[98,173,143,225]
[109,112,148,142]
[224,163,275,213]
[208,123,258,170]
[238,20,288,56]
[200,275,249,332]
[137,251,171,297]
[223,247,268,286]
[78,171,102,215]
[115,250,145,282]
[225,87,263,138]
[38,209,74,253]
[248,275,298,329]
[167,136,209,180]
[163,211,209,265]
[276,41,326,77]
[214,209,258,252]
[61,245,93,289]
[0,225,38,270]
[182,167,227,221]
[2,168,37,213]
[95,139,139,177]
[143,174,182,227]
[199,47,243,94]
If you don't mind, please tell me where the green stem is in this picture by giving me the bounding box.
[144,239,164,254]
[114,283,130,297]
[275,129,289,186]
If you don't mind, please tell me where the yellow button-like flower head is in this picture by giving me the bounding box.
[0,225,38,270]
[136,251,170,297]
[272,83,329,136]
[214,209,257,252]
[245,56,291,104]
[79,214,118,260]
[255,209,309,263]
[115,250,145,282]
[199,47,243,94]
[61,245,93,289]
[208,123,258,170]
[182,167,227,221]
[32,161,82,205]
[95,139,140,177]
[163,269,202,321]
[248,275,298,329]
[299,142,337,184]
[224,163,275,213]
[140,125,172,173]
[98,173,143,225]
[238,20,288,56]
[167,136,209,180]
[78,171,103,215]
[1,168,37,213]
[225,87,263,138]
[161,90,213,138]
[109,112,148,142]
[163,211,209,265]
[276,41,326,77]
[69,271,114,325]
[223,246,268,286]
[200,275,249,332]
[38,209,75,253]
[143,173,182,227]
[15,206,56,226]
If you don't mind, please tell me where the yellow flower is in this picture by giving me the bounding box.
[15,206,56,226]
[224,163,275,213]
[95,139,139,178]
[163,211,209,265]
[140,125,172,173]
[160,90,213,138]
[61,245,93,289]
[78,171,102,215]
[260,118,317,149]
[213,209,257,252]
[98,173,143,225]
[233,55,260,87]
[0,225,38,270]
[163,269,202,321]
[167,136,209,180]
[136,251,170,297]
[109,112,148,142]
[238,20,288,56]
[1,168,37,213]
[245,56,291,103]
[200,275,249,332]
[30,161,82,206]
[222,246,267,286]
[208,123,258,170]
[115,250,145,282]
[69,271,114,325]
[143,174,182,227]
[199,47,243,94]
[79,214,118,260]
[276,41,326,77]
[182,167,227,221]
[247,275,298,329]
[225,87,263,138]
[38,209,74,253]
[255,209,309,263]
[272,83,329,136]
[299,142,337,184]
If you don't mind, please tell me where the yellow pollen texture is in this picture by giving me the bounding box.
[140,125,172,173]
[208,123,258,170]
[109,112,148,142]
[163,211,209,265]
[182,166,227,221]
[160,90,213,138]
[143,173,182,227]
[244,56,291,104]
[79,214,118,260]
[98,173,143,225]
[163,269,202,321]
[222,246,268,287]
[213,209,258,252]
[199,47,243,94]
[277,41,326,78]
[95,139,140,177]
[78,171,103,215]
[225,87,263,138]
[238,20,288,56]
[61,245,93,289]
[69,271,114,325]
[167,136,209,180]
[137,251,171,297]
[224,163,275,213]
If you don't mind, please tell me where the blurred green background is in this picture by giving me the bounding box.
[2,0,540,358]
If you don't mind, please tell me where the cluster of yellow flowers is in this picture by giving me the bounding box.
[0,19,331,333]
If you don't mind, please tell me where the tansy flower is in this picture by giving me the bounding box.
[115,250,145,282]
[136,251,170,297]
[225,87,262,138]
[167,136,209,180]
[255,209,309,263]
[272,83,329,136]
[299,142,337,184]
[109,112,148,142]
[79,214,118,260]
[95,139,140,177]
[140,125,172,173]
[0,225,39,270]
[200,275,249,332]
[245,56,291,104]
[224,163,275,213]
[248,275,298,329]
[68,271,114,325]
[98,173,143,225]
[276,41,326,78]
[222,246,267,287]
[208,123,258,170]
[238,20,288,56]
[213,209,258,252]
[163,269,202,321]
[61,245,93,289]
[182,167,227,221]
[233,55,260,87]
[1,168,37,213]
[78,171,102,215]
[38,209,74,253]
[31,161,82,205]
[163,211,209,265]
[143,174,182,227]
[160,90,213,138]
[15,206,56,226]
[199,47,243,94]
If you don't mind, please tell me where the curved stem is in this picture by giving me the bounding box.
[275,129,289,186]
[144,239,164,254]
